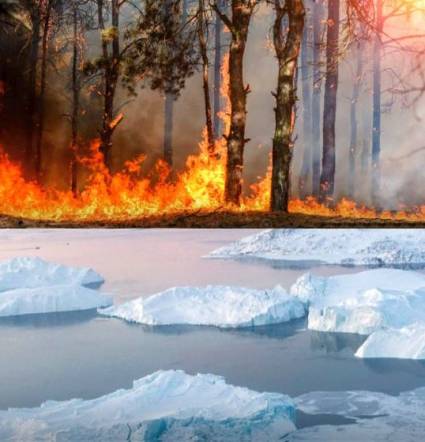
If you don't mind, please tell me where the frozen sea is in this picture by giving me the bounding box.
[1,229,425,435]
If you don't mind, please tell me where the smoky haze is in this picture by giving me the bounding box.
[1,1,424,208]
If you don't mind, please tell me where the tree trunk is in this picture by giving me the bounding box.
[197,0,215,155]
[311,0,324,197]
[162,0,188,167]
[348,37,364,198]
[34,0,52,182]
[98,0,120,172]
[70,5,80,194]
[26,6,41,177]
[372,0,383,205]
[270,0,305,212]
[319,0,339,202]
[298,2,312,198]
[213,0,225,139]
[218,0,255,206]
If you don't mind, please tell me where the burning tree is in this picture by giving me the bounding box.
[270,0,305,212]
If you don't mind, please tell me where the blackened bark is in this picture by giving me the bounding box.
[197,0,215,155]
[311,0,324,197]
[215,0,256,206]
[298,2,312,198]
[319,0,339,202]
[270,0,305,212]
[34,0,52,182]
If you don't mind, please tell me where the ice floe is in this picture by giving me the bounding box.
[0,257,110,317]
[290,387,425,441]
[0,284,112,317]
[356,323,425,359]
[290,269,425,335]
[0,370,296,441]
[99,285,306,328]
[207,229,425,267]
[0,257,104,291]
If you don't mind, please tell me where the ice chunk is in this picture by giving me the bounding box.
[290,388,425,441]
[207,229,425,267]
[99,285,306,328]
[355,323,425,359]
[0,284,112,317]
[290,269,425,335]
[0,257,104,291]
[0,370,296,441]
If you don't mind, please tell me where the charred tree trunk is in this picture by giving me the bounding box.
[26,6,41,177]
[34,0,53,182]
[298,2,312,198]
[197,0,215,155]
[98,0,121,172]
[319,0,339,202]
[213,0,226,139]
[270,0,305,212]
[348,37,364,198]
[70,5,80,194]
[215,0,256,206]
[311,0,324,197]
[372,0,383,205]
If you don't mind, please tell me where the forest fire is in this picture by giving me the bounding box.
[0,139,424,223]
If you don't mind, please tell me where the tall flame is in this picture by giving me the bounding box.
[0,55,424,223]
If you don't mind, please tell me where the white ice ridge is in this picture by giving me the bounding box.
[0,285,112,317]
[99,285,306,328]
[356,324,425,359]
[0,257,104,291]
[0,257,111,317]
[290,269,425,335]
[0,370,296,441]
[206,229,425,267]
[290,387,425,441]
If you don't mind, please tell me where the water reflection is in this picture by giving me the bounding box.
[310,331,367,355]
[0,309,97,329]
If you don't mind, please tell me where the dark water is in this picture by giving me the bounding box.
[1,311,425,414]
[0,229,425,433]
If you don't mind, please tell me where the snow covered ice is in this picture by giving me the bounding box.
[289,387,425,441]
[0,257,111,317]
[207,229,425,267]
[356,323,425,359]
[289,268,425,359]
[0,257,104,290]
[0,284,112,317]
[290,269,425,335]
[99,285,306,327]
[0,370,296,441]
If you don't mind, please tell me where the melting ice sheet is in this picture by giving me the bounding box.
[207,229,425,267]
[0,257,111,317]
[0,370,296,442]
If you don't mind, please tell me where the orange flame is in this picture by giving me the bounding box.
[0,56,424,223]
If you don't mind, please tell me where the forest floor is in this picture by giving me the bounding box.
[1,211,425,228]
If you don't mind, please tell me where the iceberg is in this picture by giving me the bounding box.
[99,285,306,328]
[290,269,425,335]
[355,323,425,359]
[0,370,296,441]
[0,284,112,317]
[207,229,425,267]
[290,387,425,441]
[0,257,104,291]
